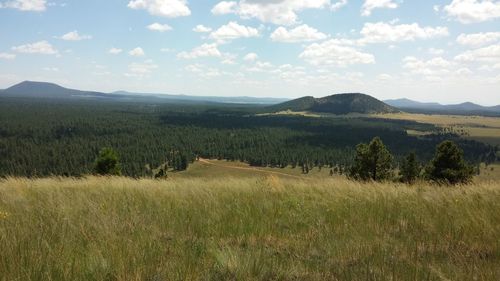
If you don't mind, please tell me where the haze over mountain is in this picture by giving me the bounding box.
[0,81,288,105]
[268,93,398,115]
[385,98,500,115]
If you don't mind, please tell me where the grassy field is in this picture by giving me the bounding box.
[1,176,499,281]
[371,113,500,146]
[265,110,500,146]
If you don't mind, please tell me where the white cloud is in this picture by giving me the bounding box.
[243,52,258,61]
[127,0,190,18]
[455,44,500,63]
[331,0,348,11]
[193,25,212,33]
[147,23,172,32]
[12,40,58,55]
[0,52,16,59]
[129,47,145,57]
[209,22,259,42]
[185,64,223,78]
[211,1,237,15]
[299,39,375,66]
[177,43,222,59]
[270,24,328,43]
[359,22,449,44]
[361,0,398,16]
[403,56,454,76]
[108,48,123,54]
[444,0,500,24]
[0,0,46,11]
[60,30,92,41]
[128,60,158,74]
[457,32,500,47]
[428,48,445,56]
[210,0,331,25]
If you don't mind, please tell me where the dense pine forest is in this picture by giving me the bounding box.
[0,97,494,177]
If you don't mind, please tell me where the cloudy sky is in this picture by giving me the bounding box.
[1,0,500,105]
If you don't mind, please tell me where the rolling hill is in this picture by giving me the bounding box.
[268,93,398,115]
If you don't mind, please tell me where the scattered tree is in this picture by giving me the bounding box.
[349,137,394,181]
[425,140,474,184]
[94,148,121,176]
[399,151,421,184]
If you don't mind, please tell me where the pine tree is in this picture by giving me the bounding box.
[425,141,474,184]
[93,148,121,176]
[399,151,421,184]
[349,137,394,181]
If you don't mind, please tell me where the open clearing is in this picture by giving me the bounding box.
[1,177,499,280]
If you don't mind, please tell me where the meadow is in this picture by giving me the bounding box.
[1,175,499,281]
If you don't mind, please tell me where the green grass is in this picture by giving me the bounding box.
[1,176,500,281]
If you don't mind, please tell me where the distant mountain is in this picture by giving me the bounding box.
[2,81,111,99]
[385,98,500,115]
[112,90,288,104]
[269,93,398,115]
[0,81,287,105]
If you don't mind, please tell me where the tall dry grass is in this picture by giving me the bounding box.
[0,176,499,280]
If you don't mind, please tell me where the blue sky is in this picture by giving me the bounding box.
[1,0,500,105]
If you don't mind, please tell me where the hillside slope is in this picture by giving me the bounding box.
[268,93,398,114]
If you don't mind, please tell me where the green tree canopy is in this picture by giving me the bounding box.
[349,137,394,181]
[93,148,121,176]
[399,151,421,184]
[425,141,474,184]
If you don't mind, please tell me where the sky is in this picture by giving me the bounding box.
[0,0,500,105]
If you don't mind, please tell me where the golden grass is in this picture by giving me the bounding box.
[1,176,500,280]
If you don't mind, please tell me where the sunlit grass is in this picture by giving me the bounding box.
[1,176,499,280]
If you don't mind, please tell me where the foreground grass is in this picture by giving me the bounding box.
[1,177,499,281]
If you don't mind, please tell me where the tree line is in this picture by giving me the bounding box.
[0,98,497,178]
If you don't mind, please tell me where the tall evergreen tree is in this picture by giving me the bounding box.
[399,151,421,184]
[349,137,394,181]
[93,148,121,176]
[425,141,474,184]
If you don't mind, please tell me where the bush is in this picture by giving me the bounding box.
[425,141,474,184]
[93,148,122,176]
[349,137,394,181]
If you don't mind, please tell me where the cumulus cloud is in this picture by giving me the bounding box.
[147,23,172,32]
[403,56,454,76]
[177,43,222,59]
[444,0,500,24]
[243,52,258,62]
[0,0,46,11]
[455,44,500,63]
[457,32,500,47]
[193,25,212,33]
[129,47,145,57]
[331,0,348,11]
[59,31,92,41]
[210,0,331,25]
[12,40,58,55]
[127,0,190,18]
[270,24,328,43]
[359,22,449,44]
[299,39,375,66]
[108,48,123,54]
[209,22,259,42]
[361,0,398,16]
[125,60,158,78]
[0,52,16,59]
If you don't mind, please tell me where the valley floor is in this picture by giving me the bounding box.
[1,176,499,280]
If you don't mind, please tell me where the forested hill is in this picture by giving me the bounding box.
[267,93,399,115]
